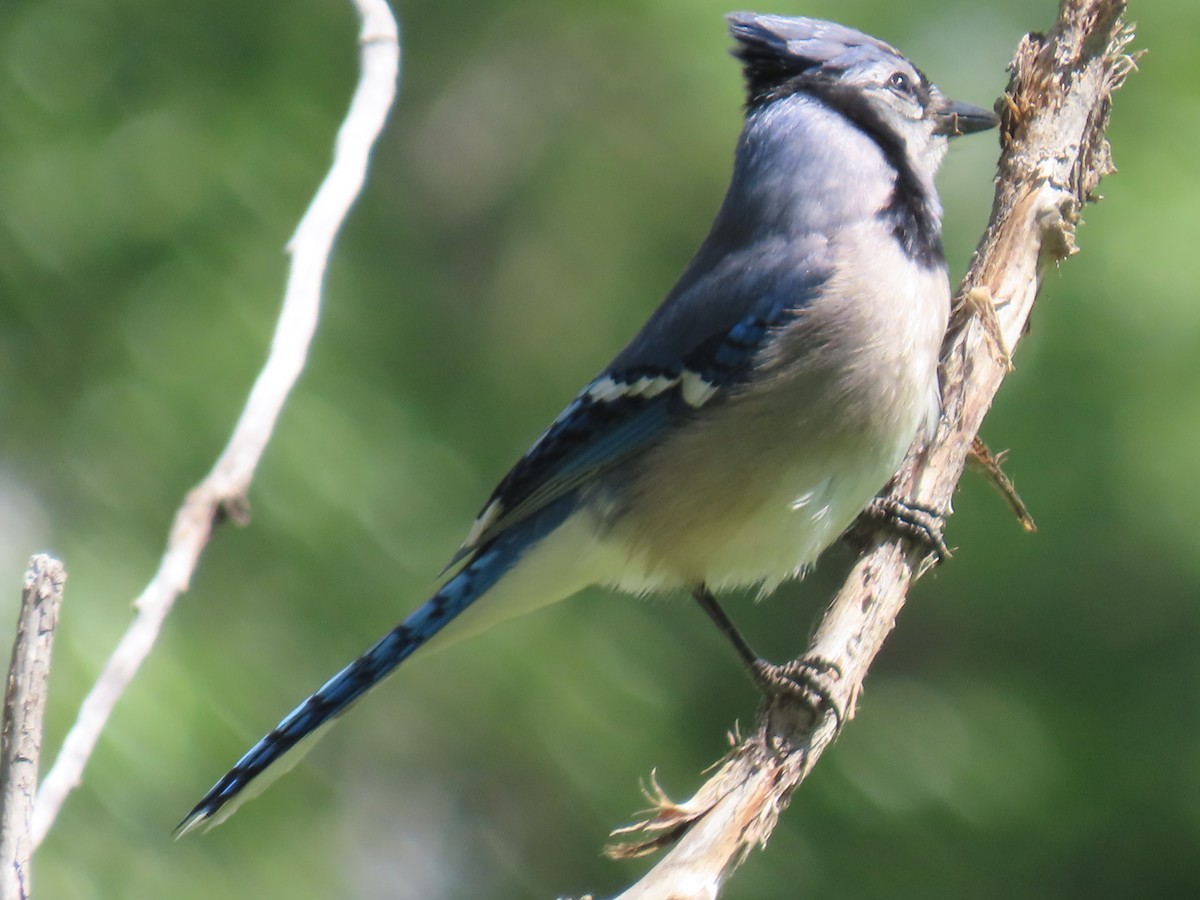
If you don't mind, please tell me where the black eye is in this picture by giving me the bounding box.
[888,72,914,96]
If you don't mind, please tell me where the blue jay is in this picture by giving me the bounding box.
[179,12,997,834]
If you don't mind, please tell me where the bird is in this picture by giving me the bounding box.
[178,11,998,835]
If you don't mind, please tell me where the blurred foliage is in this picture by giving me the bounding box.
[1,0,1196,897]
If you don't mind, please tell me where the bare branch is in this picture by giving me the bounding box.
[1,556,66,900]
[29,0,401,849]
[600,1,1135,896]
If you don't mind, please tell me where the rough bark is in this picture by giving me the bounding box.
[0,557,66,900]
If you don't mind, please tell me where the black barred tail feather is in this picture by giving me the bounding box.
[176,499,576,836]
[177,580,481,836]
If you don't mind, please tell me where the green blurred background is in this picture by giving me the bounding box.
[2,0,1196,897]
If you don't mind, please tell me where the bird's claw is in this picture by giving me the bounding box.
[862,495,951,563]
[751,655,846,727]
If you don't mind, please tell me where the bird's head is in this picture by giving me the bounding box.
[727,12,997,179]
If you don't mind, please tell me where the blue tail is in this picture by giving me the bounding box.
[177,501,574,835]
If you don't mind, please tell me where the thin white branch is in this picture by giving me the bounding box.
[1,556,66,900]
[30,0,400,849]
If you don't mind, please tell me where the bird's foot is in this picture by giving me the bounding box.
[750,655,845,727]
[858,495,951,563]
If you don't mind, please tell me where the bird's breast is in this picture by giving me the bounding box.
[599,222,949,595]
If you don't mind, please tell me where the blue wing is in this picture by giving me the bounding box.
[454,251,832,559]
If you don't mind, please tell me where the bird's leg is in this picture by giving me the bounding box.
[690,585,845,725]
[690,584,761,671]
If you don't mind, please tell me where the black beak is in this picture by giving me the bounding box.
[933,98,999,137]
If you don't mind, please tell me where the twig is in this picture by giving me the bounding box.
[29,0,400,849]
[1,556,66,900]
[599,1,1135,896]
[969,436,1037,532]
